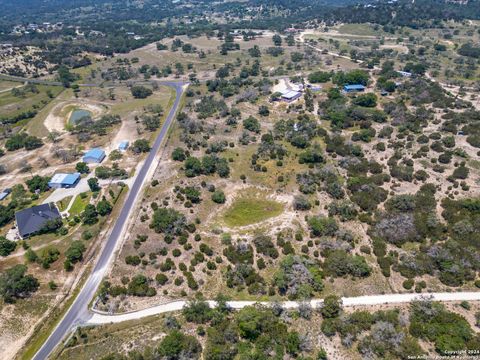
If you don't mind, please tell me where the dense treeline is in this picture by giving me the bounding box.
[2,0,480,65]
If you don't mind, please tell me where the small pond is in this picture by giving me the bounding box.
[69,109,92,125]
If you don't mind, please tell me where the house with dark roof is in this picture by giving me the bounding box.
[15,203,61,239]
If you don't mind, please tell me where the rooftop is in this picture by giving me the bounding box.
[281,90,301,99]
[49,173,80,185]
[84,148,105,159]
[344,84,366,90]
[15,203,61,238]
[119,141,129,150]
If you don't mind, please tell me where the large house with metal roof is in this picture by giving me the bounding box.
[48,173,81,189]
[15,203,61,239]
[280,89,302,102]
[343,84,366,92]
[82,148,106,163]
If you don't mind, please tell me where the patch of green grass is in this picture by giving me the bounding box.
[337,23,383,37]
[69,192,91,216]
[56,196,73,212]
[223,196,284,227]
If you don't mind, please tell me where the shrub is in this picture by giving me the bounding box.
[253,235,279,259]
[293,195,311,211]
[65,241,86,263]
[403,278,415,290]
[183,300,213,324]
[321,295,342,318]
[156,273,168,285]
[150,208,186,235]
[172,147,186,161]
[0,264,39,303]
[131,85,153,99]
[353,93,377,107]
[125,255,141,266]
[211,190,226,204]
[0,237,16,256]
[157,330,202,359]
[243,116,261,133]
[308,216,338,237]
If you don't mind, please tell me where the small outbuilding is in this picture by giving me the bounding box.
[309,85,322,92]
[15,203,61,239]
[0,188,11,201]
[83,148,106,163]
[343,84,366,93]
[397,71,412,78]
[48,173,81,189]
[118,140,129,152]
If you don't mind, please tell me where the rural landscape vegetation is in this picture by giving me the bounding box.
[1,0,480,359]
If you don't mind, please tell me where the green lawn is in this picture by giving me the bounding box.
[69,192,91,215]
[223,196,284,227]
[56,196,73,211]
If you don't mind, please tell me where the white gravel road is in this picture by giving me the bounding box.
[87,291,480,325]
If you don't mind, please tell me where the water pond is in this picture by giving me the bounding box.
[69,109,92,124]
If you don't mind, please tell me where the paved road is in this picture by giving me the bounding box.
[87,291,480,325]
[32,81,186,360]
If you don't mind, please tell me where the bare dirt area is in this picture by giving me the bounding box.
[44,100,107,133]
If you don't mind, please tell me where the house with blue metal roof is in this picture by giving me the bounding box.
[48,173,81,189]
[343,84,366,92]
[83,148,106,163]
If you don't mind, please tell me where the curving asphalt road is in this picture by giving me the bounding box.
[86,291,480,325]
[32,81,186,360]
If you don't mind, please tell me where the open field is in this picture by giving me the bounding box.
[0,80,21,92]
[0,84,63,121]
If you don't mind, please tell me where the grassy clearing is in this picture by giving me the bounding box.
[69,192,91,216]
[109,85,173,115]
[337,23,383,36]
[0,84,63,119]
[223,195,284,227]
